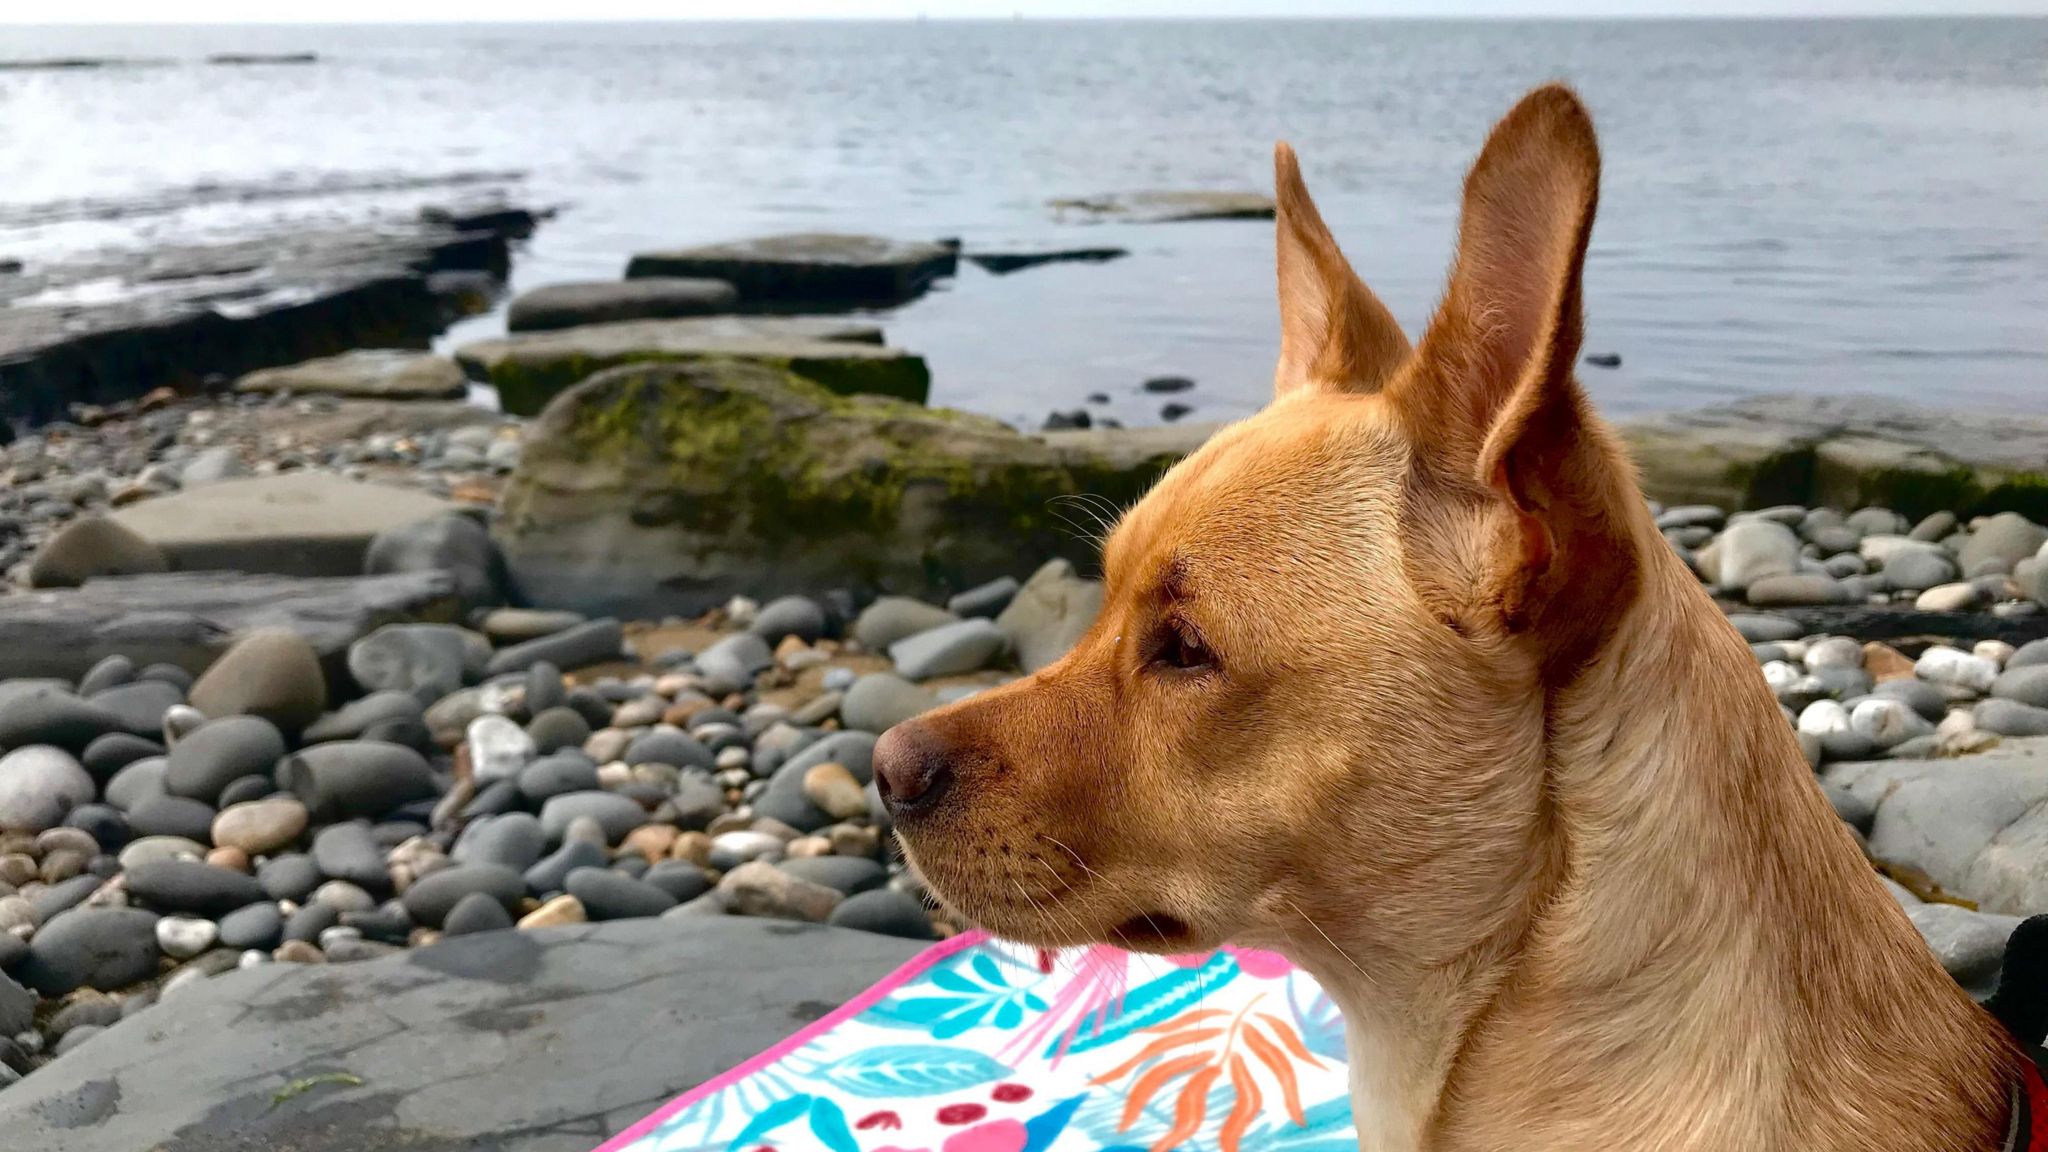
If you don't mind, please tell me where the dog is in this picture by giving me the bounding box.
[873,85,2031,1151]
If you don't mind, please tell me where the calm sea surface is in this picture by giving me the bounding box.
[1,18,2043,428]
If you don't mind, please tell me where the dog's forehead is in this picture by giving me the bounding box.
[1104,394,1407,591]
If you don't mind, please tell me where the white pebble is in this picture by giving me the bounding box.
[155,916,218,960]
[238,949,270,970]
[1915,645,1999,693]
[1762,662,1803,692]
[466,714,536,785]
[1938,709,1979,739]
[1849,698,1931,748]
[1916,583,1983,612]
[318,925,363,950]
[1804,637,1864,671]
[723,595,760,627]
[1974,640,2016,668]
[1797,699,1851,736]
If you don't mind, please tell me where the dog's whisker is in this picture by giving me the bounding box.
[1283,895,1372,984]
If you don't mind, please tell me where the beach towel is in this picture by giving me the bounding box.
[595,930,1357,1152]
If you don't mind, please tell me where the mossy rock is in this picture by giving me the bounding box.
[454,316,926,417]
[1618,396,2048,521]
[493,360,1210,617]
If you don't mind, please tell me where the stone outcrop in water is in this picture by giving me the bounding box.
[1047,190,1277,223]
[0,208,535,430]
[494,359,1202,617]
[623,232,958,310]
[1618,395,2048,521]
[454,315,928,417]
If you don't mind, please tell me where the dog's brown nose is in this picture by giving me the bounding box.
[873,721,954,818]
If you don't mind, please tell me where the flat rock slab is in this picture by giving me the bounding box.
[112,473,456,577]
[455,315,926,417]
[506,278,739,332]
[1619,395,2048,521]
[623,232,957,310]
[1048,190,1277,223]
[233,349,470,400]
[965,247,1128,274]
[0,918,921,1152]
[0,213,530,429]
[0,569,461,680]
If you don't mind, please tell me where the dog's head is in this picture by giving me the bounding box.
[878,86,1652,969]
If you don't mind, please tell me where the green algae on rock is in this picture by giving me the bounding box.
[454,315,927,417]
[494,360,1208,617]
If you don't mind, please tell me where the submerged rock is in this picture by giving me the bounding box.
[623,232,956,309]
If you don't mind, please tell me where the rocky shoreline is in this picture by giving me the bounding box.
[6,217,2048,1112]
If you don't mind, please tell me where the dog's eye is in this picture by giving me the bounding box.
[1154,619,1214,673]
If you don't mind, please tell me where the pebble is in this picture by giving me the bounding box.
[399,864,524,928]
[1713,520,1801,592]
[623,726,714,771]
[482,608,588,644]
[301,691,426,745]
[538,791,648,845]
[217,902,284,950]
[452,812,547,871]
[126,859,268,917]
[467,714,537,783]
[1977,699,2048,738]
[854,597,961,650]
[483,618,624,677]
[828,888,937,940]
[748,596,827,645]
[17,907,161,996]
[1916,582,1984,612]
[842,674,939,733]
[257,854,324,903]
[1992,665,2048,710]
[779,856,887,895]
[1916,646,2000,693]
[164,716,288,805]
[517,894,586,930]
[565,867,678,920]
[276,741,438,823]
[525,707,590,755]
[442,891,515,936]
[155,915,219,960]
[889,618,1009,680]
[1746,574,1852,607]
[0,746,97,833]
[312,822,392,892]
[348,623,485,704]
[694,633,775,695]
[125,796,218,850]
[210,797,308,856]
[642,860,713,903]
[801,762,869,822]
[309,880,377,914]
[187,628,328,732]
[718,860,842,922]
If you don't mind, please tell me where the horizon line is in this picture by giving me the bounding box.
[3,10,2043,24]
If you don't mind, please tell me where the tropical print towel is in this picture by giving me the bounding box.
[596,931,1357,1152]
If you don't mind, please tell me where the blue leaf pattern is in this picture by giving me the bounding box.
[815,1045,1009,1097]
[617,938,1357,1152]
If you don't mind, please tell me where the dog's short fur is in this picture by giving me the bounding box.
[875,85,2022,1151]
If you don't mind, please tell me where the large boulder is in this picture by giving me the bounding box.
[233,349,469,400]
[623,232,956,309]
[111,473,457,577]
[494,360,1206,618]
[1617,395,2048,521]
[506,278,739,332]
[454,315,927,417]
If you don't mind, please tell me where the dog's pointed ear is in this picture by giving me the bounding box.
[1272,142,1412,400]
[1394,85,1637,665]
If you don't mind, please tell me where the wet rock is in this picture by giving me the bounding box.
[624,232,956,310]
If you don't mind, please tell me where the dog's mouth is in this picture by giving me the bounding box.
[1111,911,1196,951]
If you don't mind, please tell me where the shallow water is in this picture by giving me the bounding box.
[1,18,2043,427]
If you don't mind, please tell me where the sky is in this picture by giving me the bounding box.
[5,0,2045,21]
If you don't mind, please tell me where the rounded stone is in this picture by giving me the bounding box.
[623,726,714,772]
[301,691,428,746]
[1882,547,1958,592]
[188,628,328,732]
[217,902,284,950]
[642,860,713,903]
[127,795,219,843]
[62,805,130,853]
[853,597,959,650]
[442,891,515,936]
[118,835,208,870]
[748,596,828,645]
[156,915,219,960]
[452,812,547,872]
[827,888,936,940]
[524,707,591,756]
[211,798,308,856]
[125,859,268,917]
[311,822,392,892]
[0,746,97,834]
[888,618,1008,680]
[0,688,126,752]
[801,762,869,822]
[277,741,438,823]
[257,853,324,902]
[524,839,608,897]
[538,791,648,845]
[80,733,164,783]
[516,753,600,805]
[399,864,525,928]
[25,515,166,589]
[17,907,161,995]
[778,855,887,895]
[90,680,185,738]
[842,674,938,734]
[348,624,487,704]
[564,867,677,920]
[164,716,287,806]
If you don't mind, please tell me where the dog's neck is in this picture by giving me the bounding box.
[1277,536,2015,1152]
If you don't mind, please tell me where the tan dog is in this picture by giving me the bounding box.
[874,85,2022,1151]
